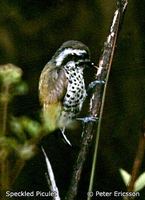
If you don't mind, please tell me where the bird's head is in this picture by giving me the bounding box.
[52,40,93,69]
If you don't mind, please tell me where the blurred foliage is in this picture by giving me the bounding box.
[0,0,145,199]
[0,64,48,197]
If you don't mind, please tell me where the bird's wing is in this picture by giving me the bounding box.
[39,64,68,104]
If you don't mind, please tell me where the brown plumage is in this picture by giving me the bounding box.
[39,62,68,131]
[39,40,91,132]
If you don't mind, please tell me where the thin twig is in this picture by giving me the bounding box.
[11,159,25,186]
[42,147,61,200]
[65,1,128,200]
[126,122,145,198]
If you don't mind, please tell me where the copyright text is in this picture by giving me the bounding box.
[87,191,140,198]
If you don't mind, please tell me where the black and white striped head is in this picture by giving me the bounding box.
[52,40,92,69]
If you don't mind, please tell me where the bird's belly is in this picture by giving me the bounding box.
[58,76,86,128]
[43,102,62,131]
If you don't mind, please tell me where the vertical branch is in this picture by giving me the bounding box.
[88,1,124,196]
[65,123,95,200]
[65,1,128,200]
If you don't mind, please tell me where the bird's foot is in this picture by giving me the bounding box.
[77,116,98,123]
[77,116,98,138]
[87,80,105,93]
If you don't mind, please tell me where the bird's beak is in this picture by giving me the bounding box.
[91,62,98,69]
[84,61,98,70]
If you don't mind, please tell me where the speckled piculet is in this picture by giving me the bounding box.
[39,40,93,139]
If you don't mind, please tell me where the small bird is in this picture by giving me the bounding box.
[39,40,93,144]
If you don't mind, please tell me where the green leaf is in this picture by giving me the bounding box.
[0,63,22,85]
[10,117,26,142]
[14,81,28,95]
[134,172,145,192]
[18,143,35,160]
[21,117,41,137]
[119,168,131,186]
[119,168,145,192]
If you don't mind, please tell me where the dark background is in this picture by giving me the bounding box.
[0,0,145,199]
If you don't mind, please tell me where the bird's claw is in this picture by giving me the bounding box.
[88,80,105,90]
[77,116,98,123]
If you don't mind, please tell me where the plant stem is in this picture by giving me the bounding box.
[87,65,111,198]
[0,84,10,195]
[126,123,145,197]
[1,84,9,135]
[11,159,25,186]
[0,155,9,199]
